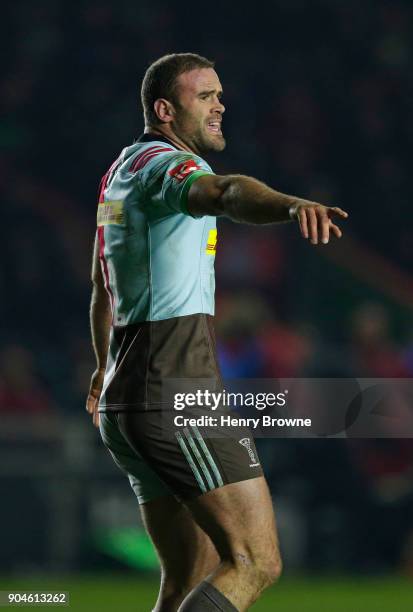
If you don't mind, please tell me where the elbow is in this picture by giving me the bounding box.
[212,176,235,216]
[219,182,242,220]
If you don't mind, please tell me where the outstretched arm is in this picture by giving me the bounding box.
[86,234,111,427]
[188,174,348,244]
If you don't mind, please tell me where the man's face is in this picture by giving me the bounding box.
[172,68,226,154]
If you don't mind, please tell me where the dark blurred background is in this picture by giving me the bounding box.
[1,0,413,592]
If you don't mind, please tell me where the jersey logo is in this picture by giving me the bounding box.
[239,437,260,467]
[168,159,201,182]
[205,229,217,255]
[97,200,124,226]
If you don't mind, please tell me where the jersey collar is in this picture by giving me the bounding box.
[136,132,177,148]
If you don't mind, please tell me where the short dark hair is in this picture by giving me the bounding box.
[141,53,215,126]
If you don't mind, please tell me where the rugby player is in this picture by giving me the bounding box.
[86,53,347,611]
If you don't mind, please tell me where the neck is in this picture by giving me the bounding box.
[144,125,199,155]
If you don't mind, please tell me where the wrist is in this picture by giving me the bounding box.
[288,199,300,220]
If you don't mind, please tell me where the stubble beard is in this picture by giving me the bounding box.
[195,127,226,154]
[174,110,226,155]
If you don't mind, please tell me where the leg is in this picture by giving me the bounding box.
[141,494,220,612]
[105,411,280,609]
[180,476,282,611]
[100,412,219,610]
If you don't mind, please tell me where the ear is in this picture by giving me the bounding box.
[153,98,175,123]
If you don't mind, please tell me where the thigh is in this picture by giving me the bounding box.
[140,494,219,580]
[116,412,264,503]
[186,476,280,564]
[99,411,172,504]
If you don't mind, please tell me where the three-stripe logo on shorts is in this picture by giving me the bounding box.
[175,426,224,493]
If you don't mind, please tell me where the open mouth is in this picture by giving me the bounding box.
[207,121,222,134]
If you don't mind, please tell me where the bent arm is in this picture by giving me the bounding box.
[90,234,111,371]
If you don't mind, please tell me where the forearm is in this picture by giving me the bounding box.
[90,286,111,370]
[218,175,298,224]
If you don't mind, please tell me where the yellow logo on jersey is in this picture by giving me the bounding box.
[97,200,124,226]
[205,229,217,255]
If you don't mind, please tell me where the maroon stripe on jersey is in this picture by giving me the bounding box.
[98,172,109,203]
[130,146,173,173]
[98,155,123,200]
[98,157,119,202]
[129,146,161,173]
[131,145,167,170]
[135,146,173,170]
[105,156,122,188]
[138,149,173,169]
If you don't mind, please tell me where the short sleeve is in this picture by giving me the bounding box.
[141,149,214,217]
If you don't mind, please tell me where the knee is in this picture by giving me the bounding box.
[263,552,283,586]
[254,553,282,590]
[233,549,282,590]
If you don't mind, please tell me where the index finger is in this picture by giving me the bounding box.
[329,207,348,218]
[298,207,309,239]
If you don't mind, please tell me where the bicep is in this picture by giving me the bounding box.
[186,174,229,217]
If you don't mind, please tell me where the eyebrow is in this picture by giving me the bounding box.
[198,89,223,98]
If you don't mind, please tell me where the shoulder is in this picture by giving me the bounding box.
[128,141,178,173]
